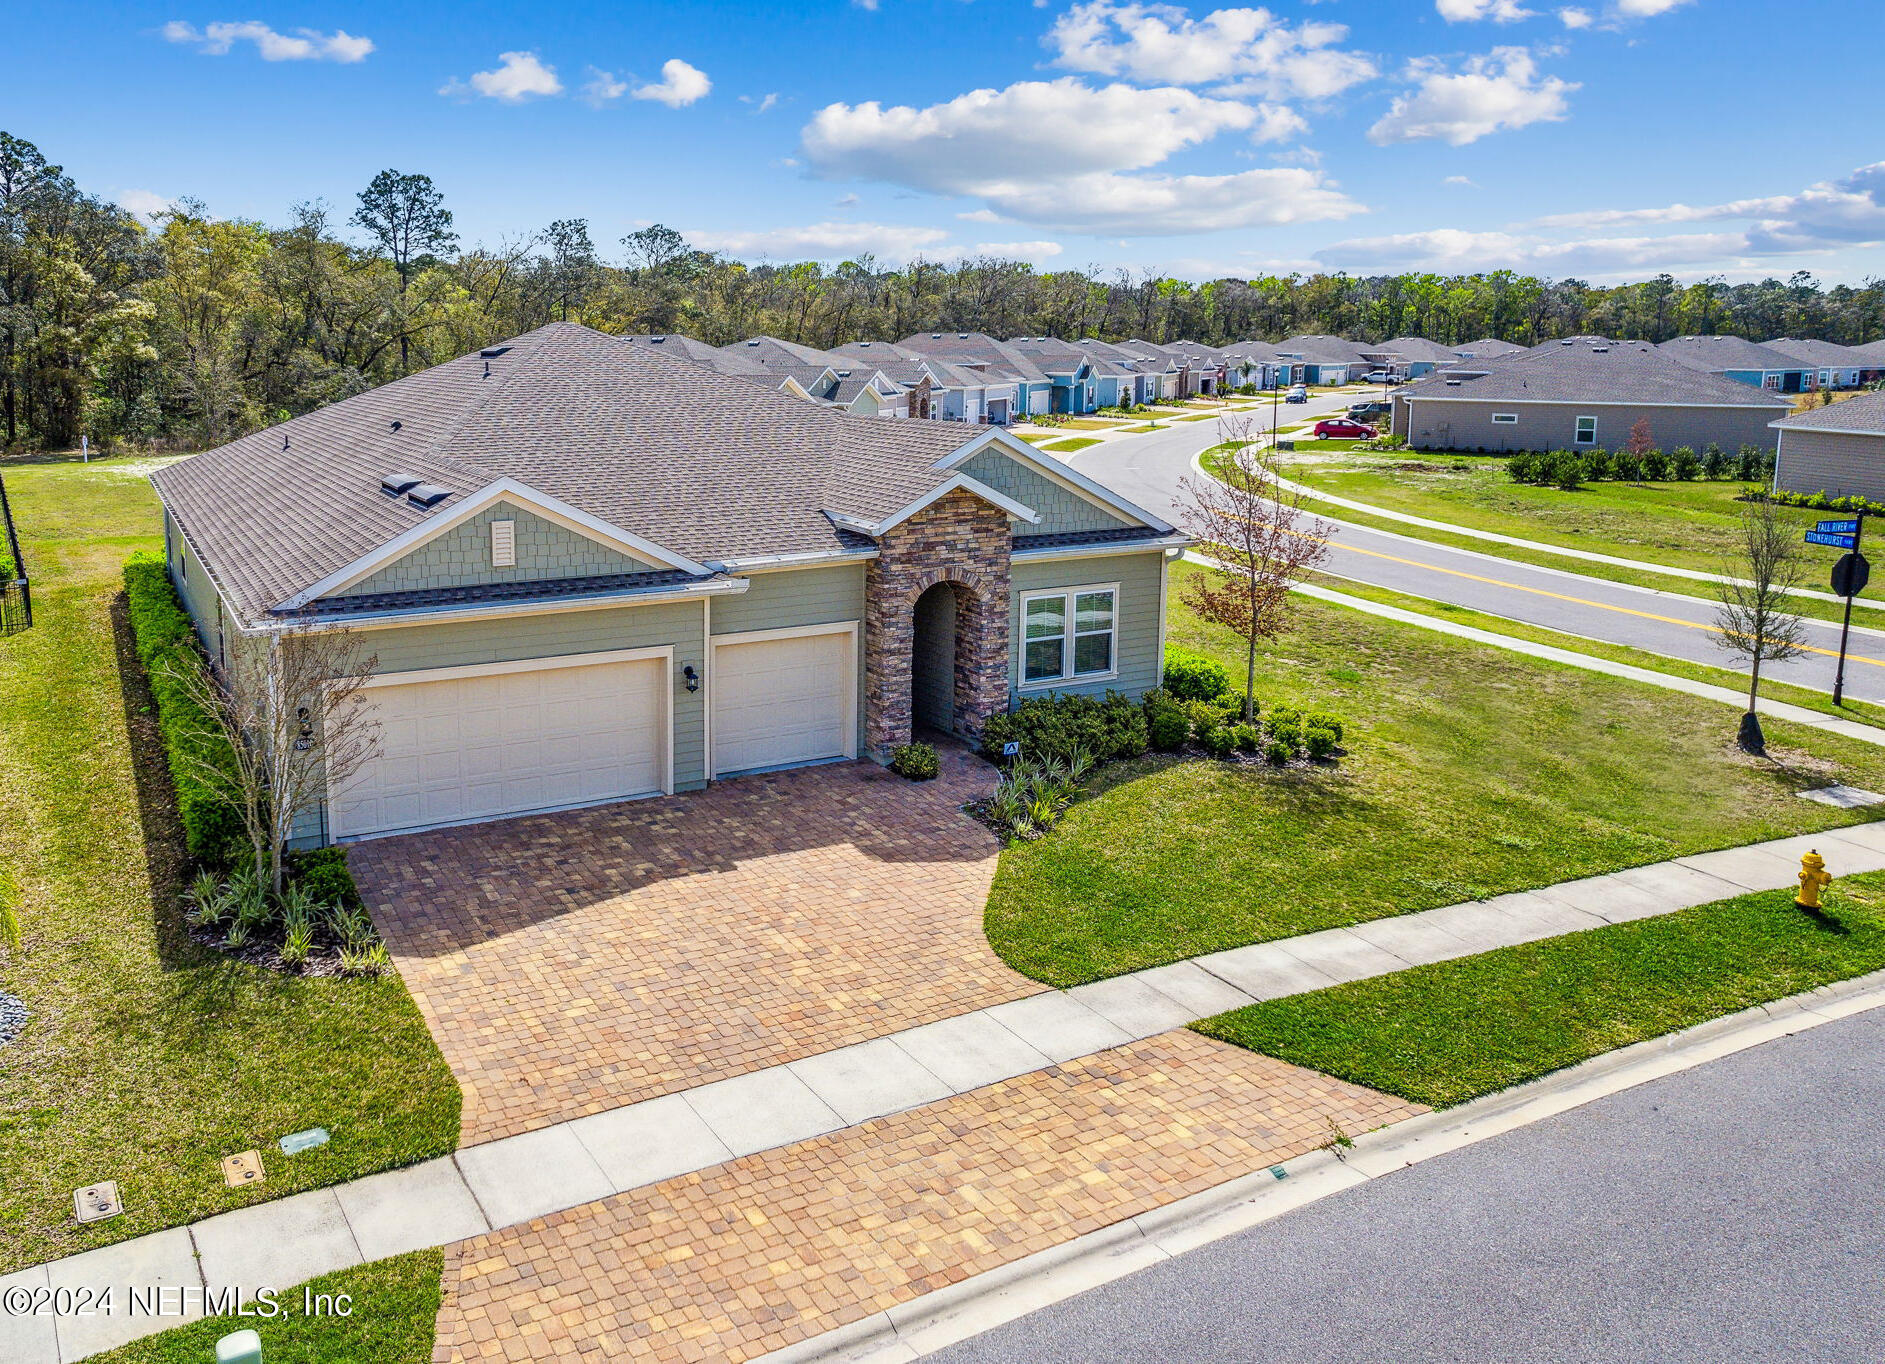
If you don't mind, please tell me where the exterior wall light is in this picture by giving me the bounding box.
[683,665,699,693]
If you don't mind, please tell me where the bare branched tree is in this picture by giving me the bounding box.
[164,625,380,892]
[1176,415,1333,722]
[1714,495,1809,755]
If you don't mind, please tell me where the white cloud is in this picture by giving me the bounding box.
[441,51,563,103]
[835,192,860,207]
[161,20,373,62]
[801,77,1362,235]
[1436,0,1535,20]
[1046,1,1377,100]
[1316,226,1749,278]
[1443,174,1476,186]
[687,220,949,262]
[1616,0,1691,14]
[580,68,628,107]
[1248,102,1309,144]
[740,92,781,114]
[118,189,179,220]
[1558,7,1594,26]
[957,208,1004,223]
[1368,47,1576,146]
[971,240,1066,263]
[633,58,711,108]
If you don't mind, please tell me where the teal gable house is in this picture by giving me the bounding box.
[151,323,1187,845]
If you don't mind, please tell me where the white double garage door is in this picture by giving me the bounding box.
[330,626,856,840]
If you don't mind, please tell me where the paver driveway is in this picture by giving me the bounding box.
[351,745,1039,1143]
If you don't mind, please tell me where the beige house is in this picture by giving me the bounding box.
[1772,391,1885,501]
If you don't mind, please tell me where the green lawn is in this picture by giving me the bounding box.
[0,459,460,1274]
[1043,437,1101,453]
[1287,451,1885,611]
[1196,876,1885,1109]
[1300,570,1885,732]
[984,561,1885,986]
[1015,432,1055,444]
[88,1251,442,1363]
[1120,422,1166,433]
[1278,438,1363,451]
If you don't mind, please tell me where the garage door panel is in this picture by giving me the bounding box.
[712,630,853,777]
[331,654,669,839]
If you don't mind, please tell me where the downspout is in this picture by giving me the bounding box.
[702,594,713,780]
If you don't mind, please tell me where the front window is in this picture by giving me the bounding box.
[1023,586,1117,684]
[1492,413,1518,425]
[1574,416,1597,446]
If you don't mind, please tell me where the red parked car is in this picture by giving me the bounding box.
[1313,418,1375,439]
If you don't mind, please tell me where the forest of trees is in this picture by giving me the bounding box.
[5,128,1883,453]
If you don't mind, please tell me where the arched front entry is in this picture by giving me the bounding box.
[912,580,961,734]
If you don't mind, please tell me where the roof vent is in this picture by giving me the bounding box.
[1560,339,1573,346]
[1592,345,1609,353]
[1445,379,1463,386]
[479,346,511,358]
[746,339,761,346]
[650,334,667,343]
[390,419,402,431]
[406,483,452,508]
[380,473,423,497]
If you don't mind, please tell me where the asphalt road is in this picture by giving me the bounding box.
[928,1007,1885,1364]
[1071,403,1885,703]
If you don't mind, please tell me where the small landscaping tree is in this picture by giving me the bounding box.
[1178,418,1332,724]
[165,625,381,894]
[1625,418,1655,456]
[1714,497,1809,755]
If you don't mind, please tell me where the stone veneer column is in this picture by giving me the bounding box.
[864,488,1012,758]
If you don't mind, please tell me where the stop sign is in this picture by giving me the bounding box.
[1833,551,1871,599]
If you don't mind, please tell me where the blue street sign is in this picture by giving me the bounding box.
[1806,530,1857,549]
[1816,518,1860,534]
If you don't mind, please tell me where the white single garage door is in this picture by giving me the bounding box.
[711,626,855,777]
[330,650,669,839]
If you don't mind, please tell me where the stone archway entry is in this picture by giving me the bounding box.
[864,487,1012,757]
[912,581,958,734]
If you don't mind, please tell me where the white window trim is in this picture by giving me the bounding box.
[1574,415,1598,446]
[1491,412,1519,424]
[1019,581,1121,690]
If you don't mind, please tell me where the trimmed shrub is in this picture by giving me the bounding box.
[1736,444,1767,481]
[286,848,363,910]
[1162,647,1231,703]
[1264,739,1294,766]
[980,690,1148,765]
[1609,448,1642,482]
[1702,441,1729,479]
[123,551,247,870]
[1305,725,1339,760]
[1201,725,1238,758]
[1668,445,1700,480]
[889,741,941,781]
[1639,447,1669,480]
[1229,723,1262,752]
[1304,711,1346,744]
[1144,694,1191,751]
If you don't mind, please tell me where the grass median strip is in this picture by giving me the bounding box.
[1042,437,1101,453]
[86,1250,442,1364]
[1195,875,1885,1109]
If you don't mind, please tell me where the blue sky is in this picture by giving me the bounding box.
[7,0,1883,283]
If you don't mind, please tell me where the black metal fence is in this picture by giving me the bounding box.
[0,473,29,637]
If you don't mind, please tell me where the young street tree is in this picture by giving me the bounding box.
[1714,496,1809,755]
[352,170,457,373]
[165,626,380,893]
[1176,417,1332,722]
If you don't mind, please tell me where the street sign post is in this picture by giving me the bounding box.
[1819,513,1868,706]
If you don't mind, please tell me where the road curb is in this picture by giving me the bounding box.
[754,969,1885,1364]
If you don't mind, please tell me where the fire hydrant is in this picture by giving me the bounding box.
[1796,850,1832,910]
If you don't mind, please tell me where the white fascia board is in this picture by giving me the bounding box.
[274,476,710,610]
[1771,419,1885,435]
[1011,533,1193,561]
[932,428,1177,535]
[861,473,1042,535]
[1404,394,1789,411]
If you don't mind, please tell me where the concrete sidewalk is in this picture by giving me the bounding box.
[8,821,1885,1362]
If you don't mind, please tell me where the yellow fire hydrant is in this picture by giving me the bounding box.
[1797,850,1833,910]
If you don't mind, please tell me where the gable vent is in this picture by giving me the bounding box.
[406,483,452,508]
[380,472,423,497]
[490,519,516,568]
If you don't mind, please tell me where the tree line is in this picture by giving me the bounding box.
[5,128,1883,453]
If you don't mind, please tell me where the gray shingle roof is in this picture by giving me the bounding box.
[1659,334,1811,374]
[1397,340,1794,409]
[1455,337,1525,357]
[151,323,1002,626]
[896,333,1050,386]
[1765,338,1874,368]
[1377,337,1466,364]
[1773,391,1885,433]
[1273,335,1373,364]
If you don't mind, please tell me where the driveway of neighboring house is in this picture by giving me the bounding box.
[350,745,1036,1144]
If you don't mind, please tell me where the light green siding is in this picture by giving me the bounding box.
[166,510,228,670]
[1008,550,1168,703]
[335,501,657,599]
[710,562,868,754]
[959,449,1134,536]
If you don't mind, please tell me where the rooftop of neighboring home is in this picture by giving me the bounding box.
[1376,336,1467,364]
[895,331,1051,386]
[620,333,772,378]
[151,322,1143,627]
[1074,337,1172,373]
[1272,334,1373,364]
[1848,339,1885,364]
[1658,334,1814,374]
[1766,337,1877,368]
[1004,335,1128,378]
[1397,338,1796,409]
[826,340,987,392]
[1773,390,1885,434]
[1455,337,1527,357]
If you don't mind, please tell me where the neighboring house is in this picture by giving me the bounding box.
[895,332,1051,418]
[1391,339,1791,454]
[1767,338,1884,392]
[1453,337,1526,361]
[1212,343,1279,392]
[1271,336,1371,385]
[826,341,982,422]
[716,335,912,416]
[1005,337,1119,413]
[1373,337,1465,379]
[149,323,1187,845]
[1073,339,1172,405]
[1771,390,1885,502]
[1658,335,1817,394]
